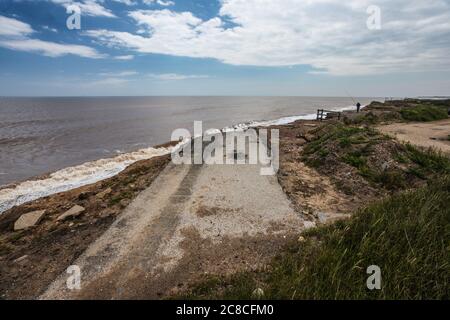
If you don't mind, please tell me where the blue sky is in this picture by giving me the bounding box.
[0,0,449,96]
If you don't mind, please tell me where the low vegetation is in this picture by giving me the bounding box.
[182,176,450,300]
[344,99,449,125]
[302,122,450,192]
[399,105,448,122]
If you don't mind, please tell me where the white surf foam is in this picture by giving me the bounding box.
[222,104,359,131]
[0,145,175,214]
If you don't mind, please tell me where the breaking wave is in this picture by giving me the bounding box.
[0,146,175,214]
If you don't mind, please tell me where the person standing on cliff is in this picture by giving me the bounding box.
[356,102,361,113]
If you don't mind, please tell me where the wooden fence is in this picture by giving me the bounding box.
[316,109,342,121]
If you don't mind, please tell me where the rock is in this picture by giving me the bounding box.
[78,192,90,200]
[119,199,131,208]
[14,210,46,231]
[14,255,28,263]
[303,221,316,229]
[252,288,265,299]
[298,236,306,242]
[96,188,112,199]
[323,214,351,224]
[57,205,85,221]
[318,212,329,223]
[317,212,350,224]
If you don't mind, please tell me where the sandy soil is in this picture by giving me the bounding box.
[378,119,450,153]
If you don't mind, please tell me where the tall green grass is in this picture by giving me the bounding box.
[184,176,450,300]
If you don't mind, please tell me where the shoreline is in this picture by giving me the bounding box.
[1,98,448,299]
[0,104,362,214]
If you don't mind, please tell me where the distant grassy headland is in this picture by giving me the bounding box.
[180,98,450,300]
[346,98,450,125]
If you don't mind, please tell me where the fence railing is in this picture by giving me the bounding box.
[316,109,342,121]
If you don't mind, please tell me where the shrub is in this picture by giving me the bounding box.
[400,105,448,122]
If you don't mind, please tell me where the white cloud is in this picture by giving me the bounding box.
[99,70,138,77]
[87,68,139,86]
[0,15,34,36]
[50,0,116,17]
[42,25,58,33]
[88,77,130,86]
[148,73,209,80]
[84,0,450,75]
[0,15,104,59]
[0,38,105,58]
[143,0,174,6]
[114,54,134,60]
[111,0,137,5]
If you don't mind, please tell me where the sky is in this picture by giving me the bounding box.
[0,0,449,97]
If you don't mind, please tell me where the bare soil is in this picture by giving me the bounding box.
[0,151,172,299]
[273,121,371,219]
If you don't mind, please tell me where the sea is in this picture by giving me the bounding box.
[0,96,380,212]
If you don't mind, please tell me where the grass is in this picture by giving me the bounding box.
[344,111,402,125]
[402,143,450,178]
[303,123,382,168]
[345,142,450,190]
[182,176,450,300]
[400,105,448,122]
[303,123,450,190]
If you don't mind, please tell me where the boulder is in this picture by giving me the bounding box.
[14,210,46,231]
[318,212,350,224]
[57,205,85,221]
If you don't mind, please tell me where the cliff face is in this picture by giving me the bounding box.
[0,154,171,299]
